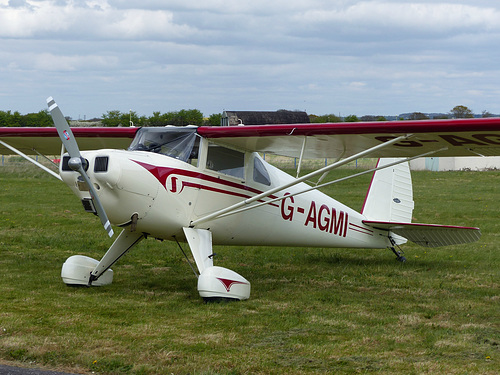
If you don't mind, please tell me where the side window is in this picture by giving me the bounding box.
[253,157,271,186]
[206,143,245,179]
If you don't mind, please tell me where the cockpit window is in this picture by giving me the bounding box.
[206,143,245,179]
[128,127,199,164]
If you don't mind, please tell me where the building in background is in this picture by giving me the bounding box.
[410,157,500,171]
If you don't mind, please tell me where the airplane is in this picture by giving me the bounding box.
[1,97,500,301]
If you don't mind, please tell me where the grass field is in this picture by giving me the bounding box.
[0,162,499,374]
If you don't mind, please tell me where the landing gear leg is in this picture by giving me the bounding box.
[89,229,145,285]
[389,237,406,263]
[61,229,144,286]
[183,227,250,301]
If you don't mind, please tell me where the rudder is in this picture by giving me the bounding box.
[361,158,414,223]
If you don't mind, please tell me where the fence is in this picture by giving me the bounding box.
[1,154,377,172]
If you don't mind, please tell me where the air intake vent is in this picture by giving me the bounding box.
[61,156,89,171]
[81,198,96,214]
[61,156,71,171]
[94,156,109,172]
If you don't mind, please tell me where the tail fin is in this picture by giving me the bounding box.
[362,158,414,223]
[362,159,481,248]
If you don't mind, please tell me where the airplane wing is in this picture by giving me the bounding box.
[363,220,481,247]
[0,127,138,155]
[197,118,500,159]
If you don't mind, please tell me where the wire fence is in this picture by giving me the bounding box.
[1,154,377,172]
[262,154,377,170]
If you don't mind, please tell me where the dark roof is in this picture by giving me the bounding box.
[222,110,309,126]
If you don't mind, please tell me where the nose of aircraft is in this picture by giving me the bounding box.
[60,150,159,228]
[91,151,160,227]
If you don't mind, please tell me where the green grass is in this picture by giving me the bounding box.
[0,164,498,374]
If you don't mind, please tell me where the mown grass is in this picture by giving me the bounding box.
[0,162,498,374]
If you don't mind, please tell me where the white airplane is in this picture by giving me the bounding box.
[1,97,500,301]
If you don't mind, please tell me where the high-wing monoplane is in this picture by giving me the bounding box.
[1,97,500,301]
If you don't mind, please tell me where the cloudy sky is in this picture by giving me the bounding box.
[1,0,500,119]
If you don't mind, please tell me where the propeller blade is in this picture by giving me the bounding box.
[47,97,114,238]
[75,165,114,238]
[46,97,81,158]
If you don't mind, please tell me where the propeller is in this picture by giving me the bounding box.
[47,97,114,238]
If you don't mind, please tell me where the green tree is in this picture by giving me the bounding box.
[344,115,359,122]
[148,111,164,127]
[101,110,139,127]
[310,114,342,123]
[450,105,474,119]
[175,109,204,126]
[206,113,222,126]
[22,110,53,127]
[0,110,11,127]
[102,110,123,127]
[409,112,429,120]
[11,111,23,127]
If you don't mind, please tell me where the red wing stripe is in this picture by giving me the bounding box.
[0,127,138,138]
[198,118,500,138]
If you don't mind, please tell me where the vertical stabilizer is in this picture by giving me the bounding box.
[362,158,414,223]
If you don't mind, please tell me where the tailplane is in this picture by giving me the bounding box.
[362,158,481,249]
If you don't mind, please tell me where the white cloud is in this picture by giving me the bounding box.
[294,2,500,39]
[32,52,119,71]
[0,0,195,40]
[2,1,500,117]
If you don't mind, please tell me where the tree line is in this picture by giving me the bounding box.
[0,105,493,127]
[310,106,493,123]
[101,109,223,127]
[0,110,54,127]
[0,109,222,127]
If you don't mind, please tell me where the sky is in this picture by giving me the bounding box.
[1,0,500,120]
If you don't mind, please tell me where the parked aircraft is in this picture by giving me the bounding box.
[1,97,499,301]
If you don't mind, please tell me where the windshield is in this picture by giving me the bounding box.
[128,127,199,163]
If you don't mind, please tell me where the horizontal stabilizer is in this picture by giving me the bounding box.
[363,220,481,248]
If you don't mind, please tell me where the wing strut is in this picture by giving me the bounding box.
[190,134,413,227]
[208,148,447,221]
[0,140,62,180]
[316,149,346,186]
[296,136,307,178]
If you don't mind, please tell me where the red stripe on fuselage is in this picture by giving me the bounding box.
[132,160,279,206]
[349,223,374,236]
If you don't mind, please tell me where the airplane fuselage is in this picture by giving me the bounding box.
[60,135,392,250]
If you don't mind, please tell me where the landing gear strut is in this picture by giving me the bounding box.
[389,237,406,262]
[183,227,250,301]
